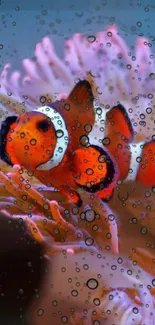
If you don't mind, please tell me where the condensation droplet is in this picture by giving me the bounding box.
[87,35,96,43]
[37,309,44,316]
[86,278,99,290]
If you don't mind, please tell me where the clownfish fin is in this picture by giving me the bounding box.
[136,140,155,187]
[0,115,19,166]
[104,104,134,180]
[52,80,95,150]
[71,145,119,201]
[68,80,94,106]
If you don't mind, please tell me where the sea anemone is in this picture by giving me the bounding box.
[0,24,155,325]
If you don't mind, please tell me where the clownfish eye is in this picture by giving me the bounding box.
[36,119,51,132]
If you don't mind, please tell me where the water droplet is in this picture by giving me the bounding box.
[137,21,142,27]
[87,35,96,43]
[85,209,96,222]
[30,138,37,146]
[71,290,78,297]
[56,130,64,138]
[37,309,44,316]
[86,278,99,290]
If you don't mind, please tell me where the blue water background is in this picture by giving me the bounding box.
[0,0,154,73]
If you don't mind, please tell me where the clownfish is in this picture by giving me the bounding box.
[104,105,155,189]
[1,80,153,206]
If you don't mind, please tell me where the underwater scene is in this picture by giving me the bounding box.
[0,1,155,325]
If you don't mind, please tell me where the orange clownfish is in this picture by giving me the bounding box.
[0,80,120,206]
[103,105,155,189]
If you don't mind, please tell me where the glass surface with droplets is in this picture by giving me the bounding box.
[0,1,155,325]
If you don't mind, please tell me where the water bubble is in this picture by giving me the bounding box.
[111,265,117,270]
[58,147,63,153]
[132,217,137,224]
[109,294,114,300]
[126,64,132,70]
[43,203,50,210]
[107,31,112,37]
[71,290,78,297]
[146,107,152,114]
[0,44,3,49]
[140,113,145,119]
[64,103,70,111]
[83,264,89,270]
[96,107,102,115]
[102,137,110,146]
[84,124,92,133]
[117,257,123,264]
[52,300,58,306]
[22,195,27,201]
[106,42,111,47]
[149,73,155,80]
[86,278,99,290]
[136,156,142,163]
[93,298,101,306]
[25,183,31,190]
[61,316,68,323]
[85,237,94,246]
[108,214,115,221]
[56,130,64,138]
[37,309,44,316]
[19,288,24,294]
[148,93,153,99]
[92,224,99,231]
[93,321,100,325]
[127,269,132,275]
[133,307,139,314]
[86,168,94,176]
[40,96,47,104]
[85,209,96,222]
[152,185,155,193]
[18,218,24,225]
[140,226,148,235]
[98,154,106,163]
[30,138,37,146]
[80,135,89,146]
[87,35,96,43]
[72,207,79,215]
[20,132,25,138]
[145,191,151,198]
[137,21,142,27]
[106,232,111,239]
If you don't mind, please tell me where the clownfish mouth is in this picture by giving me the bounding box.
[0,115,19,166]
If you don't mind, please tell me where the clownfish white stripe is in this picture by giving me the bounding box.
[89,101,107,146]
[35,106,69,170]
[126,142,144,181]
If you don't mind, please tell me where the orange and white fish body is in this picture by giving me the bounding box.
[1,80,154,206]
[1,81,119,206]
